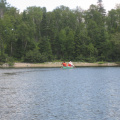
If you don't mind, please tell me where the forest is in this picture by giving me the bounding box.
[0,0,120,63]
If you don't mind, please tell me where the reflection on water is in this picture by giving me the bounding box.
[0,67,120,120]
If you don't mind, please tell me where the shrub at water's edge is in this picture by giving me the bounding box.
[98,61,105,64]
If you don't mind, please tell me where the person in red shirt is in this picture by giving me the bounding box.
[62,61,67,67]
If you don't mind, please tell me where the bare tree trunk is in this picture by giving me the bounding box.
[11,42,12,56]
[0,32,3,56]
[0,8,4,18]
[25,41,27,50]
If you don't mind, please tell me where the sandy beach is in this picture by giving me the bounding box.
[1,62,119,68]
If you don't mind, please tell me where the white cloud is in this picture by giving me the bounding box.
[6,0,120,12]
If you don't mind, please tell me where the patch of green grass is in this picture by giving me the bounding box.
[98,61,105,64]
[0,62,3,65]
[115,62,120,65]
[8,62,14,67]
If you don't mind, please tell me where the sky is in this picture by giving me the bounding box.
[6,0,120,12]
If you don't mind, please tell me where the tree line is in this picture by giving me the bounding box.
[0,0,120,63]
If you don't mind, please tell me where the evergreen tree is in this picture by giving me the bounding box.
[39,36,52,61]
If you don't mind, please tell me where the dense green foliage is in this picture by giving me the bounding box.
[0,0,120,63]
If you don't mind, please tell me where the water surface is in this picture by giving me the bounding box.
[0,67,120,120]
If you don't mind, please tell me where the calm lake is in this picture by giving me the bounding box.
[0,67,120,120]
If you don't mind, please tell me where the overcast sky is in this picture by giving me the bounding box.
[6,0,120,12]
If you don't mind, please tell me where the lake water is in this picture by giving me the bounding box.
[0,67,120,120]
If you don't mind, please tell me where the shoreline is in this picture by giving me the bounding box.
[0,62,120,68]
